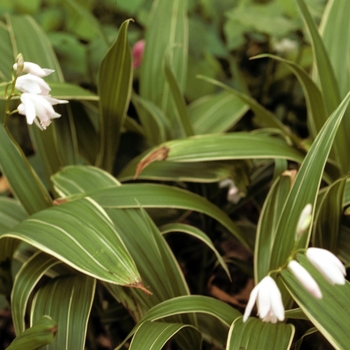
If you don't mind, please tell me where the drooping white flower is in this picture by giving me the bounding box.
[219,178,241,204]
[243,276,284,323]
[287,260,322,299]
[296,204,312,237]
[306,248,346,285]
[18,93,68,130]
[15,73,51,95]
[13,61,54,77]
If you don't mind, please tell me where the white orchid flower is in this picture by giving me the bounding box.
[13,61,54,77]
[287,260,322,299]
[15,74,51,95]
[306,248,346,285]
[243,276,284,323]
[18,93,68,130]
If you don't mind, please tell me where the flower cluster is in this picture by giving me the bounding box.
[243,249,346,323]
[243,247,346,323]
[13,61,68,130]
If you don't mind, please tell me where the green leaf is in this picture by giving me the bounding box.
[188,91,249,135]
[226,317,294,350]
[11,252,61,334]
[1,198,142,287]
[129,321,201,350]
[255,172,293,282]
[0,123,52,215]
[62,0,105,41]
[131,93,172,145]
[140,0,188,130]
[96,19,133,172]
[6,315,57,350]
[136,133,303,172]
[105,208,199,349]
[295,0,349,174]
[119,155,235,183]
[163,47,194,137]
[88,183,252,250]
[319,0,350,99]
[281,254,350,350]
[254,54,328,140]
[51,166,250,249]
[116,295,241,350]
[52,165,120,198]
[31,274,95,350]
[270,91,350,272]
[160,223,230,278]
[313,177,347,253]
[197,75,300,144]
[0,198,27,234]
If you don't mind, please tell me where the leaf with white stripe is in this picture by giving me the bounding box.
[30,274,95,350]
[1,198,142,288]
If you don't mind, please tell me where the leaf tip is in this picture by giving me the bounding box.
[134,146,169,179]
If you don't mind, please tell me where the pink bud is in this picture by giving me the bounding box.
[132,40,145,69]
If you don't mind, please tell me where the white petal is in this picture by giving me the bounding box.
[43,95,68,105]
[19,94,36,124]
[14,62,54,77]
[16,75,41,94]
[257,277,273,319]
[243,283,260,322]
[288,260,322,299]
[268,281,285,322]
[306,248,346,285]
[296,203,312,237]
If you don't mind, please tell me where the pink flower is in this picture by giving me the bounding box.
[132,40,145,69]
[243,276,284,323]
[13,61,54,77]
[18,93,68,130]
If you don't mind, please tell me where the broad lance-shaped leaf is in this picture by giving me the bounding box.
[11,252,61,334]
[31,274,95,350]
[0,124,51,215]
[135,132,304,178]
[270,91,350,273]
[295,0,349,174]
[6,316,57,350]
[116,295,242,350]
[96,19,133,172]
[226,317,294,350]
[0,198,144,289]
[140,0,188,131]
[281,254,350,350]
[88,183,253,250]
[129,321,201,350]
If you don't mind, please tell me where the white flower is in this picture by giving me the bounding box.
[306,248,346,285]
[15,74,51,95]
[18,93,68,130]
[273,38,298,55]
[243,276,284,323]
[296,203,312,238]
[287,260,322,299]
[13,62,54,77]
[219,179,241,204]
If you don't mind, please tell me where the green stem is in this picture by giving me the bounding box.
[3,77,52,208]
